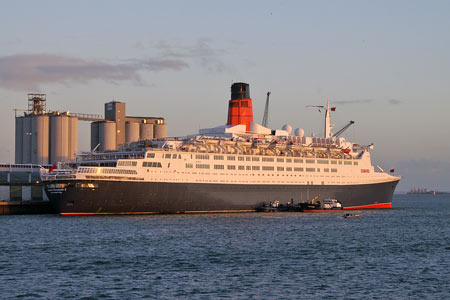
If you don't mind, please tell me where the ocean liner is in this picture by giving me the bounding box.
[42,83,400,215]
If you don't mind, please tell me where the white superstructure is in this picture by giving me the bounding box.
[42,97,401,214]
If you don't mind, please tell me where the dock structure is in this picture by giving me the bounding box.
[0,163,54,214]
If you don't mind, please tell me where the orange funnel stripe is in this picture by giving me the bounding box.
[226,98,253,131]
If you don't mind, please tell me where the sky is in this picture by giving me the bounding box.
[1,0,449,192]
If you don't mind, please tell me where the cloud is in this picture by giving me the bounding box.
[333,99,375,105]
[388,99,402,105]
[0,54,189,90]
[154,38,229,72]
[334,99,402,105]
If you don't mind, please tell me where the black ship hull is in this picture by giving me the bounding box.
[45,179,399,215]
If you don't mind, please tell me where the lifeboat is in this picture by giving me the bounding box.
[341,148,351,154]
[219,139,235,146]
[204,138,219,145]
[314,147,327,153]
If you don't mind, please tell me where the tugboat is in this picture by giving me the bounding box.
[257,196,343,212]
[256,199,301,212]
[299,197,343,212]
[322,199,343,210]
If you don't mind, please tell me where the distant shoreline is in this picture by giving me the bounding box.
[395,191,450,195]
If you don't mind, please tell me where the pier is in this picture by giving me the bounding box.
[0,164,55,215]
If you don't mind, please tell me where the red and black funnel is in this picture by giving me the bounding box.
[226,82,254,131]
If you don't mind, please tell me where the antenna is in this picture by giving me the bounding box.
[324,99,331,138]
[306,100,336,138]
[262,91,271,127]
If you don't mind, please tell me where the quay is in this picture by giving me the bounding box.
[0,164,55,215]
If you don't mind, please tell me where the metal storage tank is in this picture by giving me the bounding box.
[99,121,116,152]
[15,117,23,163]
[140,123,154,140]
[22,116,32,163]
[91,122,100,150]
[125,122,140,143]
[50,115,69,163]
[31,114,50,164]
[68,117,78,161]
[154,124,167,139]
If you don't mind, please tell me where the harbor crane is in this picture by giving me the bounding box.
[262,91,271,127]
[334,120,355,137]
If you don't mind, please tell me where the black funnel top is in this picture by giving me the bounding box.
[231,82,250,99]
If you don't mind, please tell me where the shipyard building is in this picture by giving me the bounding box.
[91,101,167,152]
[14,94,167,164]
[15,94,78,165]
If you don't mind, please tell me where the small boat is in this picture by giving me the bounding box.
[322,198,343,210]
[256,200,303,212]
[344,213,361,218]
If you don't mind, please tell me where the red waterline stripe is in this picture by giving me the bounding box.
[60,210,257,216]
[60,212,159,216]
[343,203,392,210]
[302,210,342,213]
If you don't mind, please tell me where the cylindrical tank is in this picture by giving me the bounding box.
[22,116,32,163]
[50,115,69,164]
[125,122,140,143]
[140,123,154,140]
[31,114,50,164]
[15,117,23,163]
[99,121,116,151]
[68,117,78,161]
[91,122,100,150]
[154,124,167,139]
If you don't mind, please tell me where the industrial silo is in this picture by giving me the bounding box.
[125,122,140,143]
[91,121,100,150]
[22,116,32,163]
[140,123,153,140]
[50,114,69,164]
[31,114,50,164]
[99,121,116,151]
[154,124,167,138]
[15,117,23,163]
[68,116,78,161]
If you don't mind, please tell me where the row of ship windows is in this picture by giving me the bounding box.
[117,161,138,167]
[195,155,356,165]
[147,153,357,165]
[102,169,137,175]
[78,168,97,173]
[78,168,137,175]
[185,163,338,173]
[147,153,182,160]
[145,152,359,166]
[142,162,163,168]
[164,153,182,159]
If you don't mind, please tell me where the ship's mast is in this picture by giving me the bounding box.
[324,99,331,138]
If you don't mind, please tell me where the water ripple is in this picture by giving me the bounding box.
[1,195,450,299]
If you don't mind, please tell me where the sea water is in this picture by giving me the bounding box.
[1,194,449,299]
